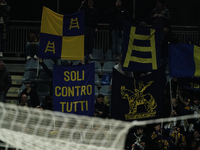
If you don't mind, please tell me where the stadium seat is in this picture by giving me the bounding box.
[101,74,112,85]
[105,49,112,61]
[37,71,52,84]
[95,86,99,98]
[39,95,46,105]
[40,59,55,71]
[102,61,115,74]
[95,73,100,86]
[92,49,104,61]
[36,84,51,96]
[21,70,37,84]
[24,59,39,71]
[99,85,111,96]
[11,75,23,85]
[72,60,81,65]
[6,87,20,97]
[89,61,101,74]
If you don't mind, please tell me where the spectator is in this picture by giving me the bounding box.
[18,94,29,107]
[106,0,137,60]
[81,0,98,60]
[192,130,200,142]
[26,30,39,60]
[150,0,170,30]
[150,0,170,54]
[197,142,200,150]
[0,0,10,57]
[0,60,11,103]
[189,139,197,150]
[177,140,189,150]
[40,95,53,111]
[160,25,179,66]
[94,94,109,118]
[126,126,149,150]
[19,79,40,108]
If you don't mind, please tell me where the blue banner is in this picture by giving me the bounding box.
[53,63,95,116]
[111,66,166,121]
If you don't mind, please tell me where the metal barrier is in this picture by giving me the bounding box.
[4,24,200,54]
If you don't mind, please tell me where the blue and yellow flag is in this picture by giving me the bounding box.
[122,21,161,72]
[39,7,84,60]
[53,63,95,116]
[111,66,166,121]
[169,44,200,77]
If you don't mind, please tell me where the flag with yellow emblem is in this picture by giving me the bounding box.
[39,7,84,60]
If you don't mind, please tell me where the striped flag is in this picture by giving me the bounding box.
[169,44,200,77]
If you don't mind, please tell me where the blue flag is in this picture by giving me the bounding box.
[53,63,95,116]
[39,7,84,60]
[122,21,161,72]
[169,44,200,77]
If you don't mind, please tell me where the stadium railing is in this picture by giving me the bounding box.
[3,21,200,55]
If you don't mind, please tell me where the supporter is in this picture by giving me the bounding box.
[192,130,200,142]
[94,94,109,118]
[106,0,137,60]
[38,58,53,78]
[168,125,186,149]
[126,126,149,150]
[150,123,163,149]
[26,30,39,60]
[18,94,29,107]
[160,25,179,66]
[197,142,200,150]
[164,94,183,118]
[81,0,98,60]
[150,0,171,67]
[178,92,200,130]
[177,140,189,150]
[0,60,11,103]
[189,139,197,150]
[0,0,10,57]
[19,79,40,108]
[40,95,53,111]
[150,0,170,31]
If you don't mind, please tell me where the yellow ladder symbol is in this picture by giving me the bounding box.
[45,41,55,54]
[69,17,80,30]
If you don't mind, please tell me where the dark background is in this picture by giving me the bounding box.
[8,0,200,26]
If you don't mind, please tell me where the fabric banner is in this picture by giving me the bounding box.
[169,44,200,77]
[39,6,84,60]
[178,77,200,91]
[53,63,94,116]
[122,21,161,72]
[111,66,166,121]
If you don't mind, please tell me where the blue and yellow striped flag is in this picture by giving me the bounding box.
[169,44,200,77]
[122,21,161,72]
[39,7,84,60]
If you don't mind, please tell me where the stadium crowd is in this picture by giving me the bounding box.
[0,0,200,150]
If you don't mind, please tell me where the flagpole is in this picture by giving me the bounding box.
[57,0,60,13]
[36,59,39,77]
[169,77,173,111]
[133,0,135,19]
[161,118,163,135]
[78,0,86,11]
